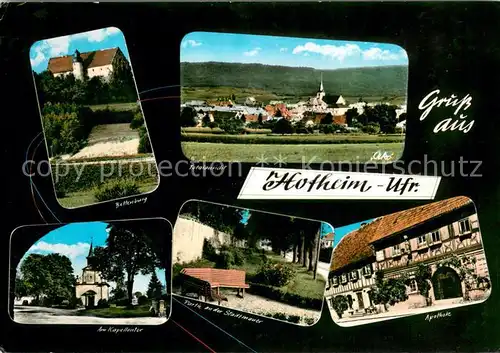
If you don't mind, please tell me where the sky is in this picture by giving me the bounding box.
[18,222,166,294]
[181,32,408,70]
[320,223,334,237]
[30,27,131,74]
[333,218,375,247]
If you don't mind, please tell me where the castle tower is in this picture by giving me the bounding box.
[72,49,84,80]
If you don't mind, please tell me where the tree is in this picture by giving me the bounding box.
[110,276,127,302]
[359,104,398,133]
[272,118,294,134]
[331,295,349,319]
[110,51,136,102]
[89,224,162,305]
[362,122,381,134]
[147,272,163,299]
[180,107,197,127]
[232,222,249,244]
[320,113,333,125]
[371,271,408,312]
[182,203,244,234]
[293,120,308,134]
[219,118,244,134]
[438,254,487,301]
[245,212,320,268]
[345,108,359,126]
[202,113,211,127]
[18,253,75,305]
[14,275,28,299]
[414,263,432,306]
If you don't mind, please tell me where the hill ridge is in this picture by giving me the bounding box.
[181,62,408,97]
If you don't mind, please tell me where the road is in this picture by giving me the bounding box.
[13,306,166,325]
[316,261,331,281]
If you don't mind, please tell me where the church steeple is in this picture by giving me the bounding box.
[319,73,324,93]
[87,236,94,262]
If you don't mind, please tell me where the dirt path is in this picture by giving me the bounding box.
[217,292,320,323]
[14,306,166,325]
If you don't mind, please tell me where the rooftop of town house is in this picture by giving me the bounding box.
[330,196,473,273]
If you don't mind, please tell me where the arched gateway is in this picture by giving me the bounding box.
[432,266,463,300]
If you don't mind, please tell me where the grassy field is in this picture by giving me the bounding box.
[57,182,157,208]
[182,141,404,163]
[77,304,152,318]
[264,254,326,300]
[181,86,406,106]
[182,132,405,144]
[88,102,139,111]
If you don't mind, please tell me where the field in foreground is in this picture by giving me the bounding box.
[181,142,404,163]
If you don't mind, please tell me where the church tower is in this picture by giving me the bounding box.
[74,236,110,308]
[72,49,84,80]
[317,73,325,100]
[87,236,93,261]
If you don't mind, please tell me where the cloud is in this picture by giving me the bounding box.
[29,27,122,69]
[30,45,47,67]
[292,42,362,62]
[243,47,261,57]
[30,36,71,68]
[84,27,121,43]
[362,47,405,61]
[292,42,407,62]
[28,241,90,260]
[182,39,202,48]
[279,47,288,52]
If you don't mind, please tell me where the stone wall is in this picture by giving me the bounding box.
[172,217,234,264]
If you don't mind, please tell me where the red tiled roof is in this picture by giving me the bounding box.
[323,232,335,241]
[245,114,259,122]
[181,268,250,288]
[265,104,291,118]
[48,48,118,74]
[330,196,473,272]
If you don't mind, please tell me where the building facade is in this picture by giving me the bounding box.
[75,241,110,308]
[47,47,128,81]
[325,196,491,320]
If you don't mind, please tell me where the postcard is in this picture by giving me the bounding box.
[180,32,408,165]
[30,27,159,209]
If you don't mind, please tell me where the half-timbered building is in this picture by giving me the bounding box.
[324,196,491,320]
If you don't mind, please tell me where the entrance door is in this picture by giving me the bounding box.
[432,266,463,300]
[87,295,95,308]
[356,292,365,310]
